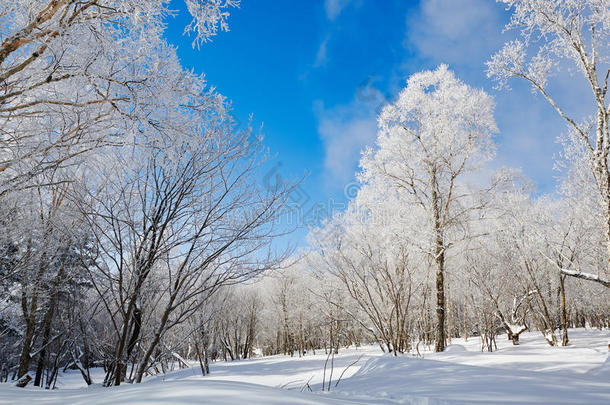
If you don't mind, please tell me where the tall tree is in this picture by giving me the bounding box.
[487,0,610,288]
[359,65,497,351]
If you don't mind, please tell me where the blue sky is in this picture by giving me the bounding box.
[165,0,594,246]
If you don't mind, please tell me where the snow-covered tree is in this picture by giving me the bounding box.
[0,0,239,196]
[358,65,497,351]
[78,117,290,385]
[310,193,425,355]
[487,0,610,288]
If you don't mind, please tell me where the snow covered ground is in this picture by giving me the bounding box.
[0,328,608,404]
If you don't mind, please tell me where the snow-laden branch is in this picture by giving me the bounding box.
[560,268,610,288]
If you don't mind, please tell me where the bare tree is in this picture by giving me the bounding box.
[77,115,291,385]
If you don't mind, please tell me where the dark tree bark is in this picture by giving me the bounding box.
[34,255,67,386]
[431,167,446,353]
[559,274,569,346]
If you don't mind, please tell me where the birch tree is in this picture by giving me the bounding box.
[487,0,610,288]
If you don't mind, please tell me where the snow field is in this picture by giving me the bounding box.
[0,328,608,404]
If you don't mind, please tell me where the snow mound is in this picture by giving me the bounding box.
[352,354,403,377]
[443,344,467,353]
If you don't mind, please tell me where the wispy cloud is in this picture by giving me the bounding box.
[324,0,352,21]
[314,36,329,68]
[314,81,389,185]
[316,0,355,69]
[405,0,505,69]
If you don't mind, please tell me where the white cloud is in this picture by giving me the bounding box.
[405,0,505,69]
[314,37,329,68]
[324,0,351,21]
[314,84,388,185]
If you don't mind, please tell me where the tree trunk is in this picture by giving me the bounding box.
[203,348,210,375]
[18,287,39,379]
[14,373,32,388]
[34,258,67,386]
[195,342,206,376]
[559,274,569,346]
[430,167,446,353]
